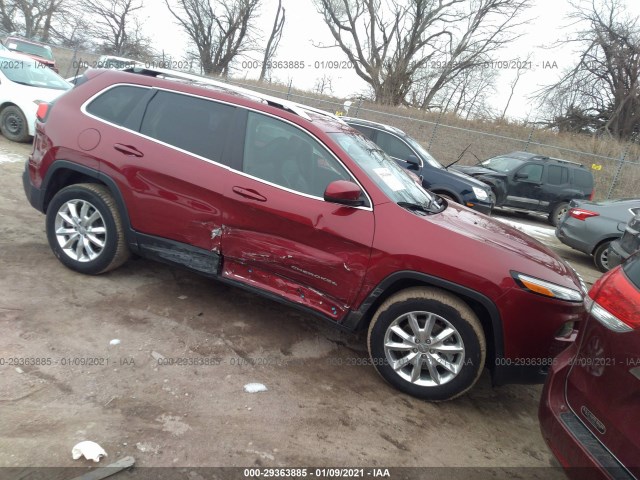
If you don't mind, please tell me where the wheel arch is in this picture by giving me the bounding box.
[591,236,620,255]
[41,161,135,248]
[343,271,503,366]
[430,188,461,203]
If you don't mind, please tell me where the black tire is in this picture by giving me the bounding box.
[0,105,30,142]
[46,183,130,274]
[367,287,486,402]
[549,202,569,226]
[593,241,613,272]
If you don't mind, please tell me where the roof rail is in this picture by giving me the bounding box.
[547,156,584,167]
[125,66,344,124]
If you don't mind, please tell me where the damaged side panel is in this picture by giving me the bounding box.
[223,260,347,320]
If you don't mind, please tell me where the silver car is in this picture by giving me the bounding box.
[555,198,640,271]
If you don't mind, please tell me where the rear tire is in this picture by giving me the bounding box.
[0,106,30,142]
[46,183,130,274]
[549,202,569,226]
[593,241,613,272]
[367,287,486,402]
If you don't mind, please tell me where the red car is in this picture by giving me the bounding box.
[4,36,57,72]
[539,253,640,479]
[23,67,586,401]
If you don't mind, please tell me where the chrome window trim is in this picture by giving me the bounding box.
[79,82,374,211]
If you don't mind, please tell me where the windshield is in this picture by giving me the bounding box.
[0,56,69,90]
[6,39,53,60]
[405,137,443,169]
[481,156,525,173]
[329,132,438,208]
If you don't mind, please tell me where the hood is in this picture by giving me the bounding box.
[23,53,55,66]
[444,166,493,189]
[427,203,582,290]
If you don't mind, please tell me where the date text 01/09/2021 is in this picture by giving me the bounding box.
[243,468,391,478]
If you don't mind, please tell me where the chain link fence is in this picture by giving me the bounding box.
[9,37,638,200]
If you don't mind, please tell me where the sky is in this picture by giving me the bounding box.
[148,0,640,121]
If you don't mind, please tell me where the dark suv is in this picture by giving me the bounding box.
[454,151,595,226]
[23,67,587,401]
[344,117,494,215]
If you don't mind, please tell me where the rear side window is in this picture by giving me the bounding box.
[86,85,149,126]
[140,91,234,162]
[547,165,568,185]
[573,169,594,189]
[376,131,414,161]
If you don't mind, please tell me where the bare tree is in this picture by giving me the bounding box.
[314,74,333,95]
[538,0,640,139]
[165,0,261,76]
[259,0,284,81]
[0,0,66,40]
[0,0,18,33]
[500,54,531,120]
[83,0,150,57]
[314,0,529,106]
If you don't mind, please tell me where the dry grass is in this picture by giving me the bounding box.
[48,46,640,200]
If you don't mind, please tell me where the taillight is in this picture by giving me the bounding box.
[568,208,599,221]
[586,267,639,331]
[35,102,50,122]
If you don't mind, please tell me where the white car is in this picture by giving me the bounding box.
[0,50,70,142]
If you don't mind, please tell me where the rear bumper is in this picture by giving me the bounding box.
[539,345,635,480]
[23,162,44,212]
[555,221,592,254]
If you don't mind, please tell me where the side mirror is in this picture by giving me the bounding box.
[406,154,420,166]
[324,180,365,207]
[515,172,529,180]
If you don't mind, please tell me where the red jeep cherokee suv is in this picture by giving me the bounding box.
[23,67,587,401]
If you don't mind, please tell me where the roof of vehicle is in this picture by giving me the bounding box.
[4,35,51,49]
[499,151,586,168]
[0,48,42,64]
[116,66,348,128]
[342,116,406,136]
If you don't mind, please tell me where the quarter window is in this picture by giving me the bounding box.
[376,132,415,161]
[86,85,149,126]
[243,112,352,197]
[140,91,235,162]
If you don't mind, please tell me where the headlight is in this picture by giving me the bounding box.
[472,186,489,201]
[512,272,583,302]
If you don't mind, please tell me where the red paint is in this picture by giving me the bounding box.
[28,69,589,385]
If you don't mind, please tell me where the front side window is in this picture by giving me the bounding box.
[140,91,235,162]
[243,112,352,198]
[376,131,415,161]
[517,163,543,182]
[86,85,149,126]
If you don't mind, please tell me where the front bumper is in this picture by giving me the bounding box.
[462,196,493,215]
[539,345,634,480]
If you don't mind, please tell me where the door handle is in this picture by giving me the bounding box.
[232,186,267,202]
[114,143,143,157]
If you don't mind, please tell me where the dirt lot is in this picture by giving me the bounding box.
[0,136,601,478]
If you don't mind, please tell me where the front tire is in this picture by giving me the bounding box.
[46,184,130,274]
[0,106,30,142]
[367,287,486,401]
